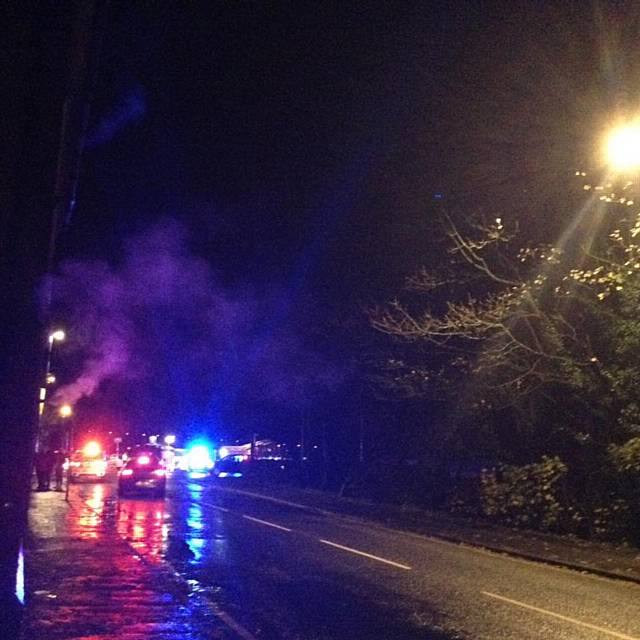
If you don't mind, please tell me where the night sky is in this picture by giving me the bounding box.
[73,3,458,285]
[5,1,640,451]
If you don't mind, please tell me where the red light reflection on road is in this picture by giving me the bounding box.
[69,484,105,539]
[116,498,168,561]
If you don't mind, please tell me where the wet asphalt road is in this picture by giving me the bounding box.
[72,473,640,640]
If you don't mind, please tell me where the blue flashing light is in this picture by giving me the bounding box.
[187,444,214,471]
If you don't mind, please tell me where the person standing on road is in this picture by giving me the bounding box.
[34,448,54,491]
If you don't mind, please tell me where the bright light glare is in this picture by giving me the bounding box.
[187,445,213,471]
[606,123,640,171]
[49,330,66,343]
[83,441,101,457]
[137,455,151,465]
[59,404,73,418]
[164,434,176,445]
[120,469,133,476]
[218,446,229,458]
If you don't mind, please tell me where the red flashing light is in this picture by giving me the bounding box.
[83,441,101,458]
[137,455,150,465]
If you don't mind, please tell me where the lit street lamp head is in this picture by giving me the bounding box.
[59,404,73,418]
[605,122,640,172]
[48,329,66,343]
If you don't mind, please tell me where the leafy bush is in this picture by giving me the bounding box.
[480,456,567,531]
[588,499,633,541]
[608,437,640,474]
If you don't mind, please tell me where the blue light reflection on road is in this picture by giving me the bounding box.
[186,487,207,562]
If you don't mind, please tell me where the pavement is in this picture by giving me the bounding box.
[21,475,640,640]
[21,486,236,640]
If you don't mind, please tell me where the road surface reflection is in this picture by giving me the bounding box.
[116,497,168,561]
[69,483,105,539]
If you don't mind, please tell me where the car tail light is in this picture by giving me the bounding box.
[120,469,133,476]
[137,455,150,465]
[152,468,165,477]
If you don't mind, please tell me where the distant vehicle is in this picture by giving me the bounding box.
[108,454,124,469]
[185,444,214,473]
[118,449,166,498]
[213,455,292,482]
[213,454,248,478]
[174,448,189,471]
[66,441,107,482]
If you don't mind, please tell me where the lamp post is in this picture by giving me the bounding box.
[36,329,66,450]
[41,330,65,411]
[59,404,73,448]
[59,404,73,501]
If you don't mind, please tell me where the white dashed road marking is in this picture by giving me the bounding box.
[242,514,292,532]
[201,501,229,512]
[482,591,640,640]
[319,539,412,570]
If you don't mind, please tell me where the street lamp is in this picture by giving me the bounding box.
[43,329,66,397]
[605,122,640,173]
[48,329,66,343]
[58,404,74,466]
[36,329,66,449]
[59,406,74,501]
[59,404,73,418]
